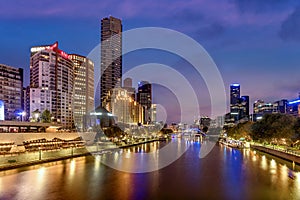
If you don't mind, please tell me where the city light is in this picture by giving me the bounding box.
[231,83,240,87]
[288,99,300,105]
[1,4,300,199]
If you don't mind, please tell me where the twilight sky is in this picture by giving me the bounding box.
[1,0,300,123]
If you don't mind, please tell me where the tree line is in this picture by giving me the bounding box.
[225,113,300,147]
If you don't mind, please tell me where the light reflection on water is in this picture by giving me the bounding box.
[0,140,299,200]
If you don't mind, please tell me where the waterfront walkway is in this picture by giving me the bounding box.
[0,139,165,171]
[251,143,300,165]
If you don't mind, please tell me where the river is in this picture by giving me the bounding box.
[0,138,299,200]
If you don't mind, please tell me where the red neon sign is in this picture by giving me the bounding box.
[46,42,70,59]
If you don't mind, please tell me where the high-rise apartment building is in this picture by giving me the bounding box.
[30,42,74,129]
[0,64,23,120]
[100,16,122,112]
[69,54,95,131]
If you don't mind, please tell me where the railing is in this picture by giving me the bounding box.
[251,142,300,157]
[0,138,166,170]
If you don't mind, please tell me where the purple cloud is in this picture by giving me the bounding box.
[0,0,293,27]
[231,0,296,14]
[279,6,300,41]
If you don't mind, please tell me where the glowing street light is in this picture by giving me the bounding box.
[21,111,26,121]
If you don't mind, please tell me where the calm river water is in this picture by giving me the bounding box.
[0,138,299,200]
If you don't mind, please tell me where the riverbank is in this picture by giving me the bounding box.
[251,144,300,165]
[0,138,166,171]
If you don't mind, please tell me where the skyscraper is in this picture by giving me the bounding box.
[100,16,122,112]
[69,54,95,131]
[240,95,249,119]
[137,81,152,124]
[0,64,23,120]
[230,84,240,120]
[123,77,132,88]
[123,77,135,101]
[30,42,74,129]
[229,84,249,122]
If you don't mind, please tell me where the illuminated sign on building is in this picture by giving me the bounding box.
[31,42,70,59]
[30,46,49,53]
[0,100,4,120]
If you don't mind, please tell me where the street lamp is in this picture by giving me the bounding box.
[21,111,26,122]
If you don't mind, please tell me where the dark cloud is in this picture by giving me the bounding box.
[231,0,294,13]
[279,6,300,41]
[170,9,226,39]
[196,22,226,39]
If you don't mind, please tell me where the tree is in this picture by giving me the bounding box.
[227,121,253,140]
[292,117,300,146]
[251,113,295,145]
[31,109,41,122]
[41,109,51,123]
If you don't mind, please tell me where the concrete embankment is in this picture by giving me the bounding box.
[0,139,166,171]
[251,145,300,165]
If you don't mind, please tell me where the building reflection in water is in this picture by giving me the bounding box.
[0,140,300,199]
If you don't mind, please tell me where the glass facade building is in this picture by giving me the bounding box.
[100,16,122,112]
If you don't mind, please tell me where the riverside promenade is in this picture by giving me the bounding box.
[251,143,300,165]
[0,138,166,171]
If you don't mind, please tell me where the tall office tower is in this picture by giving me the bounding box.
[137,81,152,124]
[230,84,240,121]
[239,95,249,119]
[123,77,132,88]
[30,42,74,129]
[100,16,122,112]
[69,54,95,131]
[123,77,135,101]
[0,64,23,120]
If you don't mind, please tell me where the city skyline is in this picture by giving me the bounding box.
[1,1,300,122]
